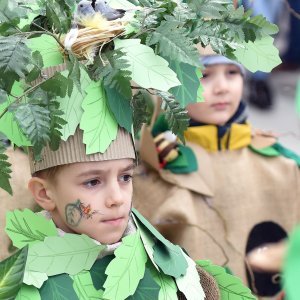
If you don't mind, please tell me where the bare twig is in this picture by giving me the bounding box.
[283,0,300,19]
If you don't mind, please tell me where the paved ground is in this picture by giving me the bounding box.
[247,70,300,154]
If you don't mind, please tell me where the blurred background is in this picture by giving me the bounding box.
[242,0,300,153]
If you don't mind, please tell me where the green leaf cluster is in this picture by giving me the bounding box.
[158,91,189,142]
[0,0,281,195]
[41,0,73,34]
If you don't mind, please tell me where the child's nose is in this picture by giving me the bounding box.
[105,183,124,207]
[213,75,228,93]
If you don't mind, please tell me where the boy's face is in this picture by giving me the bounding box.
[47,159,135,244]
[187,64,243,125]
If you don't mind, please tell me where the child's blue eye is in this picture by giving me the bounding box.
[119,174,132,183]
[84,179,100,188]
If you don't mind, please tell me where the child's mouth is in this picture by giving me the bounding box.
[211,102,229,110]
[101,217,124,226]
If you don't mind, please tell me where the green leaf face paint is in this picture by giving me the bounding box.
[65,199,100,227]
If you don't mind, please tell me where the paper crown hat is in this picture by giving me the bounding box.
[27,64,135,174]
[0,0,281,194]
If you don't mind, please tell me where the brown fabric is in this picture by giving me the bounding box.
[133,136,300,289]
[197,266,220,299]
[251,129,277,149]
[29,127,135,173]
[0,148,33,260]
[176,266,220,299]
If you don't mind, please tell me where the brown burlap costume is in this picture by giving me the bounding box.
[133,126,300,296]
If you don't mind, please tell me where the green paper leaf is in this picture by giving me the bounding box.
[0,82,31,147]
[15,284,41,300]
[26,234,105,276]
[234,36,281,72]
[175,251,205,300]
[80,81,118,155]
[127,268,160,299]
[149,263,178,300]
[59,69,91,141]
[26,35,64,68]
[132,215,160,271]
[72,271,104,299]
[169,61,201,108]
[23,270,48,289]
[39,273,79,300]
[5,209,58,249]
[114,39,180,92]
[0,141,12,195]
[90,255,114,290]
[196,260,256,299]
[103,231,148,299]
[105,84,133,133]
[132,209,188,278]
[153,243,188,279]
[0,246,28,300]
[284,226,300,300]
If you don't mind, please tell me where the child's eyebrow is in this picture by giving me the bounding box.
[120,163,136,172]
[76,163,136,178]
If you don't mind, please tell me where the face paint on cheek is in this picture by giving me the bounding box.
[79,201,101,219]
[65,199,102,227]
[65,200,83,227]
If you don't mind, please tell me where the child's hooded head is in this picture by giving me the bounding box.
[187,46,245,126]
[28,127,136,245]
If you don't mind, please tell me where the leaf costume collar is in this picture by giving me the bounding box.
[4,207,205,299]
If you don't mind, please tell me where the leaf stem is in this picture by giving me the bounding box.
[26,30,65,50]
[0,81,47,119]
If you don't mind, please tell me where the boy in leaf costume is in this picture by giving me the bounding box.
[0,0,283,299]
[133,44,300,299]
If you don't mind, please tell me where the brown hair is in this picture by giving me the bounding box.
[32,165,65,182]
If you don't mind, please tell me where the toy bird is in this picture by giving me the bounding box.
[76,0,95,19]
[94,0,125,21]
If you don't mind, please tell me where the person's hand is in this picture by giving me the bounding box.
[247,240,287,273]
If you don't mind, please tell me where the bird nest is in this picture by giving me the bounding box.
[62,19,127,60]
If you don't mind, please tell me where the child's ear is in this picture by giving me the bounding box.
[28,178,56,211]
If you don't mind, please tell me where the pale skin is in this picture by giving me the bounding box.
[28,159,135,244]
[187,64,244,125]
